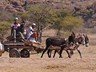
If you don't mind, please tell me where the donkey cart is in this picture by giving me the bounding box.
[3,41,43,58]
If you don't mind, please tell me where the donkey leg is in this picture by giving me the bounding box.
[77,49,82,58]
[47,49,52,58]
[49,50,52,58]
[59,48,64,58]
[41,46,49,58]
[66,50,71,58]
[53,50,57,58]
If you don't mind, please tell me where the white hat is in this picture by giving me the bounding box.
[15,17,19,20]
[32,23,36,26]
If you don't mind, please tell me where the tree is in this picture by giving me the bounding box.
[61,16,84,31]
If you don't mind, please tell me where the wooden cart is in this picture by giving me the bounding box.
[3,41,42,58]
[3,29,43,58]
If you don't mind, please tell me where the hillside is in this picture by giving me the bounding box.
[0,0,96,13]
[0,0,96,38]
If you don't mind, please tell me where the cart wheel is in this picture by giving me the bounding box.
[20,49,30,58]
[9,49,20,58]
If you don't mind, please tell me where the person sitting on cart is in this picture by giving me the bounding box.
[18,18,26,40]
[26,23,38,43]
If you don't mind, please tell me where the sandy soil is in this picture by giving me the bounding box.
[0,34,96,72]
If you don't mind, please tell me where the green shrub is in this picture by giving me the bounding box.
[61,16,84,31]
[0,21,11,33]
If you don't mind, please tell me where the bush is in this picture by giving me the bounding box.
[61,16,84,31]
[0,21,11,34]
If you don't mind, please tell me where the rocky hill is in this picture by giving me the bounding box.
[0,0,95,12]
[0,0,95,27]
[0,0,96,39]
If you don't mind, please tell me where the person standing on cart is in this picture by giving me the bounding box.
[11,17,20,42]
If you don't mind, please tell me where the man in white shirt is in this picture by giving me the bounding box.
[27,23,37,43]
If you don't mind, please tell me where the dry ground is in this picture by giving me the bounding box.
[0,34,96,72]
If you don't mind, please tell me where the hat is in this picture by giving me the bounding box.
[15,17,19,20]
[32,23,36,26]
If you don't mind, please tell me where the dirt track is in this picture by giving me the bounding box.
[0,34,96,72]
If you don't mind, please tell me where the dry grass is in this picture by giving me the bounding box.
[0,33,95,72]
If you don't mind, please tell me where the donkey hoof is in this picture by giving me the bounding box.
[80,57,82,58]
[59,56,63,58]
[69,56,71,58]
[41,56,43,58]
[49,56,51,58]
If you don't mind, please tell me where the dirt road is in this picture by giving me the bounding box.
[0,34,96,72]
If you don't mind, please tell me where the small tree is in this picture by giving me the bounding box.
[61,16,84,31]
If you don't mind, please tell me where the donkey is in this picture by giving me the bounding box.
[51,34,89,58]
[67,34,89,58]
[41,37,71,58]
[51,32,76,58]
